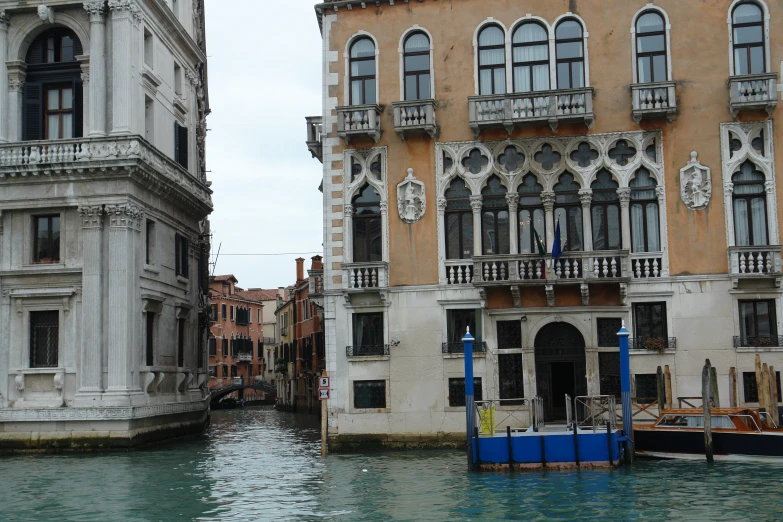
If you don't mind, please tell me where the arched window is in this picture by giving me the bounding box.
[352,184,382,262]
[636,12,666,83]
[444,178,474,259]
[517,174,546,253]
[630,169,660,252]
[512,22,549,92]
[553,173,583,252]
[732,2,765,75]
[555,20,585,89]
[24,28,84,141]
[733,161,768,246]
[591,171,621,250]
[481,176,509,255]
[349,37,377,105]
[478,25,506,95]
[403,32,431,100]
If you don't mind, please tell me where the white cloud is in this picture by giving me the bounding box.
[204,0,324,289]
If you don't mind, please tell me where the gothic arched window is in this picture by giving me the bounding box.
[517,174,545,253]
[630,168,660,252]
[481,176,509,255]
[732,2,765,75]
[478,25,506,95]
[349,37,377,105]
[352,184,382,262]
[445,178,474,260]
[512,22,549,92]
[554,173,583,252]
[555,19,585,89]
[732,161,768,246]
[403,32,431,100]
[591,170,621,250]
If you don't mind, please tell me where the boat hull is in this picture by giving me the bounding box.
[634,428,783,461]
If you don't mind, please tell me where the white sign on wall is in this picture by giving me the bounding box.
[319,389,330,400]
[319,377,329,388]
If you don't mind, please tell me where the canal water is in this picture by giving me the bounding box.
[1,406,782,521]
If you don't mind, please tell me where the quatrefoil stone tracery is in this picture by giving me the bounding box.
[608,140,637,166]
[498,146,524,171]
[534,144,561,170]
[463,148,489,174]
[570,142,598,168]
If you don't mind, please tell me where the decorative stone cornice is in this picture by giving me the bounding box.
[83,1,106,22]
[108,0,142,24]
[469,195,483,212]
[78,206,104,228]
[105,204,143,230]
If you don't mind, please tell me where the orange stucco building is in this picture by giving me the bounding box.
[309,0,783,448]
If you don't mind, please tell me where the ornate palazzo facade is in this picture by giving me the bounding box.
[0,0,211,450]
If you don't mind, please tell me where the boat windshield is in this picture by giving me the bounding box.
[656,414,736,429]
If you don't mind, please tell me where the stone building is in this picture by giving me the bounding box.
[207,276,267,392]
[0,0,211,450]
[308,0,783,449]
[274,286,295,409]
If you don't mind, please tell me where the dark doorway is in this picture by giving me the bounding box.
[534,322,587,421]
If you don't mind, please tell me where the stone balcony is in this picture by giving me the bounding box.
[392,99,438,140]
[729,245,782,288]
[631,82,677,124]
[468,87,594,136]
[342,261,388,292]
[237,353,253,362]
[0,136,212,215]
[728,73,778,118]
[305,116,323,163]
[336,104,383,144]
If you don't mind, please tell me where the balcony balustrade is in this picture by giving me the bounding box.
[631,82,677,123]
[346,345,390,357]
[630,253,665,279]
[342,261,388,291]
[729,246,782,287]
[444,259,474,285]
[392,99,438,140]
[305,116,323,162]
[468,88,594,136]
[237,353,253,362]
[728,73,777,117]
[336,104,383,144]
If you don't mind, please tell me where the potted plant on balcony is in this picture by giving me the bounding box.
[750,336,777,348]
[643,337,666,353]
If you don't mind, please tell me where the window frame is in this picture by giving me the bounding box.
[630,169,661,253]
[511,21,551,93]
[632,9,670,84]
[739,299,777,340]
[352,311,385,351]
[517,174,546,254]
[44,84,75,140]
[730,1,767,76]
[348,36,377,106]
[633,301,668,341]
[32,214,61,265]
[401,30,433,101]
[175,233,189,278]
[476,23,507,96]
[553,173,583,253]
[481,176,510,256]
[145,311,156,366]
[554,18,586,90]
[444,177,474,260]
[29,310,60,369]
[352,184,383,263]
[590,171,622,251]
[732,161,769,247]
[448,377,483,407]
[352,379,387,410]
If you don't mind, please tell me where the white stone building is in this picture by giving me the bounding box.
[0,0,211,450]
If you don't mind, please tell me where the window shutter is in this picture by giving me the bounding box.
[23,82,43,141]
[74,79,84,138]
[174,122,188,169]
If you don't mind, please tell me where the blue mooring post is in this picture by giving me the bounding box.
[463,327,475,471]
[618,321,633,464]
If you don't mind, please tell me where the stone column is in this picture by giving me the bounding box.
[84,1,107,136]
[379,201,389,265]
[0,11,9,142]
[109,0,136,135]
[579,189,593,252]
[75,206,105,401]
[656,185,669,276]
[105,204,142,395]
[436,197,447,283]
[77,57,90,136]
[470,195,483,256]
[6,61,25,142]
[541,191,555,250]
[617,188,632,252]
[343,204,354,263]
[506,193,519,255]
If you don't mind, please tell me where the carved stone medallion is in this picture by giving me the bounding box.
[397,168,426,224]
[679,151,711,211]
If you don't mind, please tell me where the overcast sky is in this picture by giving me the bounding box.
[204,0,324,290]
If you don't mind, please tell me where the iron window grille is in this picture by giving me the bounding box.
[30,311,58,368]
[449,378,483,407]
[33,215,60,264]
[597,318,622,347]
[629,337,676,351]
[634,374,658,404]
[598,352,621,398]
[346,344,389,357]
[353,380,386,409]
[743,371,781,402]
[497,320,522,349]
[498,353,524,404]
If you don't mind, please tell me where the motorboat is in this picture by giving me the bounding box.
[634,408,783,462]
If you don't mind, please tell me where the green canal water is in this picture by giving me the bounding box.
[1,406,782,521]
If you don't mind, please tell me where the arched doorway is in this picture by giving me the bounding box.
[534,322,587,421]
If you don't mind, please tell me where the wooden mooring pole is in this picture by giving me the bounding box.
[710,365,720,408]
[762,363,773,427]
[664,365,673,411]
[729,367,738,408]
[770,365,779,426]
[756,354,766,418]
[702,360,714,463]
[656,366,666,411]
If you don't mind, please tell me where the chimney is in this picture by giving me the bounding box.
[296,257,305,282]
[311,255,323,270]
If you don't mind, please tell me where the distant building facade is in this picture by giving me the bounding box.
[0,0,211,450]
[309,0,783,449]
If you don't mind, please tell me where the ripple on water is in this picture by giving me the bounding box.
[1,407,783,521]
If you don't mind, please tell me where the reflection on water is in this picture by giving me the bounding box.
[1,407,782,521]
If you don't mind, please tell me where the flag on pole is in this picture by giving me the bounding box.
[552,219,562,259]
[533,227,546,256]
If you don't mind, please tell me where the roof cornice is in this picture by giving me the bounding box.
[314,0,427,32]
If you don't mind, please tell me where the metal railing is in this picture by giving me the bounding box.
[475,397,544,436]
[442,341,487,354]
[629,337,677,352]
[575,395,618,429]
[346,344,390,357]
[733,335,783,348]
